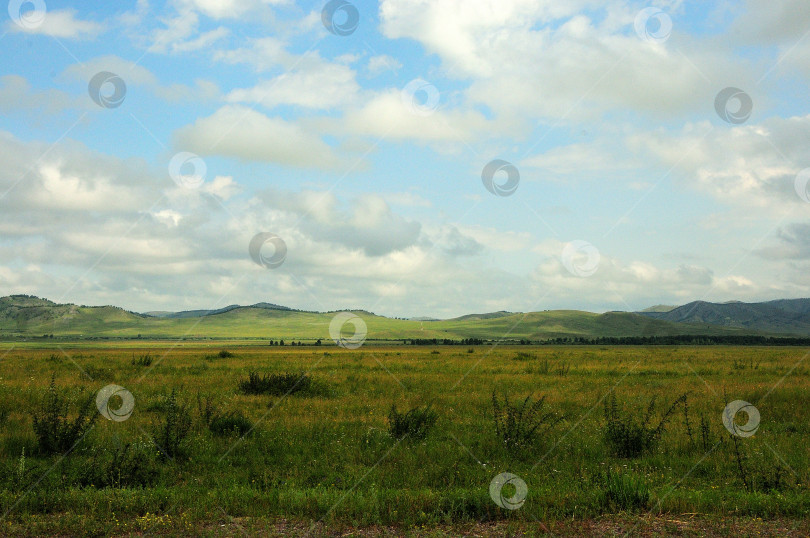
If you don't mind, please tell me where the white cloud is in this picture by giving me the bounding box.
[200,175,240,200]
[522,142,640,175]
[172,26,230,53]
[0,75,76,115]
[177,0,289,20]
[173,105,345,169]
[630,115,810,210]
[528,239,767,310]
[7,8,101,39]
[367,55,402,76]
[336,89,492,142]
[213,37,290,72]
[226,62,360,109]
[379,0,746,125]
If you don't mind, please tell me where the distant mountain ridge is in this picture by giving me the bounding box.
[2,294,810,340]
[448,311,516,322]
[640,305,678,313]
[146,302,295,318]
[637,298,810,334]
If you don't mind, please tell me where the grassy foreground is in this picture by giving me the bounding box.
[0,344,808,536]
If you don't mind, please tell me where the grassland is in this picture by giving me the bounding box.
[3,301,770,341]
[0,344,808,536]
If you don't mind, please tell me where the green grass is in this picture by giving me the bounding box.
[0,344,808,535]
[0,295,774,341]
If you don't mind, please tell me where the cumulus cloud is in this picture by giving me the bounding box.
[6,8,102,39]
[630,115,810,209]
[337,89,493,142]
[379,0,746,125]
[529,239,768,310]
[5,1,810,317]
[173,105,345,169]
[226,62,360,109]
[0,75,77,116]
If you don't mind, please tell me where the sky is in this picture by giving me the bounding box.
[1,0,810,318]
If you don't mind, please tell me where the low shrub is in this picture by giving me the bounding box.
[131,354,154,367]
[238,371,324,396]
[209,411,253,437]
[492,390,564,453]
[31,377,96,455]
[153,389,191,460]
[387,404,438,441]
[603,392,686,458]
[79,442,160,488]
[206,350,234,360]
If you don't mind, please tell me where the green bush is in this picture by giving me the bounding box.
[206,349,234,360]
[209,411,253,437]
[31,377,96,455]
[238,371,321,396]
[131,354,153,367]
[603,392,686,458]
[387,404,438,441]
[492,390,564,453]
[79,442,159,488]
[153,389,191,460]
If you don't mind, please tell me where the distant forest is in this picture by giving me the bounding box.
[408,335,810,346]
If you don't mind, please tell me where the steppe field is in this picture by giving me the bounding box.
[0,343,808,536]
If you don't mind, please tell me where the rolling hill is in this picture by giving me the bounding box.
[0,294,791,342]
[637,298,810,334]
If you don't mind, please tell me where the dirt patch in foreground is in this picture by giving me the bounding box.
[180,515,810,537]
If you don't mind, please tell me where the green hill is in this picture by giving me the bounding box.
[0,295,778,341]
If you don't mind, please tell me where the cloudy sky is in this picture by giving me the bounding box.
[1,0,810,318]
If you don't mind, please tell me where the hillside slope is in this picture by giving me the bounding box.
[0,295,779,341]
[638,299,810,334]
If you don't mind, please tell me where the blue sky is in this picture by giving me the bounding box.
[2,0,810,317]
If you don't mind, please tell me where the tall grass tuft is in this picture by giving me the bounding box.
[238,371,325,396]
[600,469,650,511]
[387,404,438,441]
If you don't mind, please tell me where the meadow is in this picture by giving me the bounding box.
[0,343,808,536]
